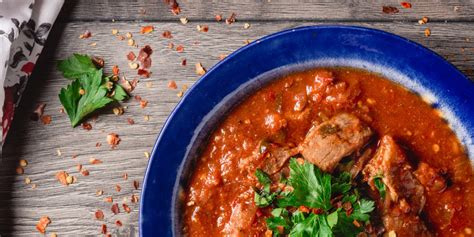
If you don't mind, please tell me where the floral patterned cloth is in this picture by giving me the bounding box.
[0,0,64,148]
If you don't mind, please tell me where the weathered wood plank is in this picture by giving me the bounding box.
[0,21,473,236]
[60,0,474,22]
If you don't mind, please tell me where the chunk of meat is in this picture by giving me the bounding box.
[298,113,372,172]
[414,162,447,193]
[349,147,374,178]
[363,135,432,236]
[261,146,299,175]
[223,189,257,237]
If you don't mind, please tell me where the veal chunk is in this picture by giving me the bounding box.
[298,113,372,172]
[364,136,432,237]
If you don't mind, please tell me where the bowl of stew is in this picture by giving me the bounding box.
[140,25,474,236]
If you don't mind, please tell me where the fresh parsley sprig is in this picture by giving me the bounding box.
[57,54,129,127]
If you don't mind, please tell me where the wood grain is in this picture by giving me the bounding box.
[60,0,474,22]
[0,3,473,236]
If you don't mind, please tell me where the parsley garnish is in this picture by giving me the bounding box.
[57,54,129,127]
[373,175,386,199]
[254,158,375,237]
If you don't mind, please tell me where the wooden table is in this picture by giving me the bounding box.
[0,1,473,236]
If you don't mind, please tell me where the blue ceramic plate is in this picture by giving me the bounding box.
[139,25,474,236]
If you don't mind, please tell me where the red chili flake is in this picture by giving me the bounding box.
[168,80,178,90]
[55,171,69,186]
[165,0,181,15]
[115,220,123,227]
[77,164,83,172]
[215,14,223,22]
[105,196,113,203]
[137,69,151,78]
[168,42,174,49]
[122,203,131,213]
[79,30,92,39]
[96,142,102,148]
[140,25,154,34]
[197,25,209,32]
[82,122,92,130]
[171,6,181,15]
[226,13,236,24]
[176,45,184,52]
[181,58,187,66]
[382,6,399,14]
[59,108,65,114]
[400,2,412,8]
[101,224,107,234]
[123,173,128,180]
[134,95,142,101]
[142,57,152,69]
[40,115,52,125]
[89,158,103,164]
[81,169,90,176]
[115,184,122,192]
[131,194,139,203]
[138,45,153,60]
[127,118,135,125]
[107,133,121,147]
[112,65,120,76]
[31,103,46,121]
[111,203,120,214]
[95,210,104,220]
[140,99,149,108]
[162,30,172,39]
[91,56,104,68]
[36,216,51,234]
[106,234,112,237]
[118,77,134,93]
[133,180,140,190]
[127,51,136,61]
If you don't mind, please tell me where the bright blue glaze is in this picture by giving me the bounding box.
[140,26,474,236]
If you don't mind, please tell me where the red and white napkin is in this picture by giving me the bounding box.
[0,0,64,147]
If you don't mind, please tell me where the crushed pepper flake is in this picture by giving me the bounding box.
[56,171,69,185]
[101,224,107,235]
[111,203,120,214]
[168,80,178,90]
[137,69,151,78]
[181,58,187,66]
[215,14,223,22]
[218,54,227,60]
[125,32,133,38]
[127,51,136,61]
[105,196,113,203]
[123,173,128,180]
[81,169,90,176]
[127,118,135,125]
[144,115,150,121]
[113,107,124,116]
[140,99,149,108]
[79,30,92,39]
[115,220,123,227]
[133,180,140,190]
[197,25,209,32]
[144,151,150,159]
[382,6,399,14]
[123,203,131,213]
[107,133,121,147]
[19,159,28,167]
[82,122,92,130]
[168,42,174,49]
[36,216,51,234]
[41,115,52,125]
[56,149,62,156]
[140,25,154,34]
[418,16,429,25]
[117,35,125,41]
[50,232,57,237]
[127,38,135,46]
[180,17,188,24]
[226,13,236,24]
[129,62,139,69]
[115,184,122,192]
[131,194,139,203]
[400,2,412,8]
[112,65,120,75]
[176,45,184,52]
[16,167,24,175]
[90,158,103,164]
[95,210,104,220]
[195,63,207,75]
[32,183,37,189]
[96,142,102,148]
[244,23,251,29]
[66,175,74,184]
[162,30,172,39]
[25,177,31,184]
[177,91,184,97]
[77,164,83,172]
[31,103,46,121]
[424,28,431,37]
[96,190,104,196]
[111,29,119,35]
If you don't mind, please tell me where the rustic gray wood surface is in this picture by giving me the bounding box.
[0,0,473,236]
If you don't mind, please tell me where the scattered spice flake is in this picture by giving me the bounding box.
[31,103,46,121]
[25,177,32,184]
[59,108,64,114]
[16,167,24,175]
[67,175,74,184]
[115,184,122,192]
[168,80,178,89]
[32,183,37,189]
[82,122,92,130]
[127,118,135,125]
[164,0,181,15]
[162,30,172,39]
[180,17,188,24]
[112,65,120,76]
[96,190,104,196]
[123,173,128,180]
[56,149,62,157]
[55,171,70,185]
[137,69,151,78]
[140,25,154,34]
[96,142,102,148]
[95,210,104,220]
[127,51,136,61]
[111,203,120,214]
[195,63,207,76]
[218,54,227,60]
[129,62,139,69]
[215,14,223,22]
[400,2,412,8]
[113,107,124,116]
[140,99,149,108]
[89,42,97,47]
[41,115,52,125]
[177,91,184,98]
[131,194,139,203]
[123,203,131,213]
[382,6,399,14]
[101,224,107,235]
[454,6,460,12]
[176,45,184,52]
[89,158,102,164]
[133,180,140,190]
[127,38,135,46]
[134,95,142,101]
[79,30,92,39]
[196,25,209,32]
[181,58,187,66]
[226,13,236,24]
[107,133,121,147]
[50,232,57,237]
[92,56,104,68]
[77,164,82,172]
[168,42,174,49]
[144,151,150,159]
[19,159,28,167]
[112,29,118,35]
[243,23,251,29]
[125,32,133,38]
[144,115,150,121]
[115,220,123,227]
[418,16,429,25]
[117,35,125,41]
[105,196,113,203]
[424,28,431,37]
[81,169,90,176]
[36,216,51,234]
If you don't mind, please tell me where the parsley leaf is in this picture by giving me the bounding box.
[373,176,386,199]
[289,213,333,237]
[57,54,97,79]
[277,159,332,211]
[256,169,272,185]
[254,169,277,207]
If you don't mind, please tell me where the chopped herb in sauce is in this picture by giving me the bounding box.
[373,175,386,199]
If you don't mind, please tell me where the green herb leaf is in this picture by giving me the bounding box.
[374,176,386,199]
[256,169,272,186]
[289,213,333,237]
[57,54,97,79]
[350,199,375,222]
[277,159,332,210]
[331,172,352,195]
